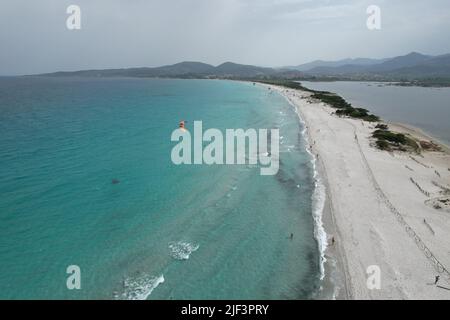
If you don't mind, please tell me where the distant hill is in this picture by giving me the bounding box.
[367,52,432,72]
[39,61,287,79]
[151,61,216,75]
[37,52,450,82]
[285,57,388,72]
[43,61,216,78]
[383,53,450,78]
[302,52,450,79]
[214,62,276,77]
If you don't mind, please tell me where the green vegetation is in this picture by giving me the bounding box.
[375,139,390,150]
[255,79,315,92]
[373,130,408,144]
[310,92,380,121]
[254,80,424,154]
[372,129,419,152]
[311,92,379,121]
[375,123,389,130]
[335,107,380,122]
[310,92,351,109]
[254,79,381,122]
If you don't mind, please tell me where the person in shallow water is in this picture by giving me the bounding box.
[112,179,120,185]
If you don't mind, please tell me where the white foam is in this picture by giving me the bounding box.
[310,157,327,281]
[168,241,199,260]
[299,114,327,281]
[280,92,328,281]
[120,274,165,300]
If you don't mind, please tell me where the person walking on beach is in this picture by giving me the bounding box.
[435,275,440,285]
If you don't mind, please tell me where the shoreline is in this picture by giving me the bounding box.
[388,122,450,154]
[258,82,347,299]
[280,87,346,299]
[260,82,450,299]
[297,104,331,296]
[287,88,350,300]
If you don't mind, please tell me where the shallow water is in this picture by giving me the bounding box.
[0,77,321,299]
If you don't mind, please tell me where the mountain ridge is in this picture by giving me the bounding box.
[303,52,450,78]
[36,52,450,82]
[39,61,282,78]
[285,57,389,71]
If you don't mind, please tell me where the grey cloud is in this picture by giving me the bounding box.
[0,0,449,75]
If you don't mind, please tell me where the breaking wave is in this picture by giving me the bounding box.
[169,241,199,260]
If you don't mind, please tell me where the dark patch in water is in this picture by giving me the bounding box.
[290,250,322,299]
[112,178,120,185]
[274,161,300,190]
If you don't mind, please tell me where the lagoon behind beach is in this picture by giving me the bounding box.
[301,81,450,146]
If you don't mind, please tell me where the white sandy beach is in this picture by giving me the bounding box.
[266,84,450,299]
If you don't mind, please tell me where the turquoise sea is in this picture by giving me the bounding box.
[0,77,322,299]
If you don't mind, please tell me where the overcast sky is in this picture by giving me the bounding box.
[1,0,450,75]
